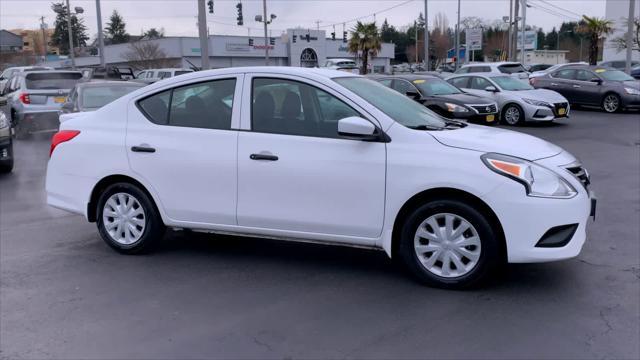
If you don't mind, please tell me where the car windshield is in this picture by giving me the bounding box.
[596,69,634,81]
[81,84,143,109]
[25,72,83,90]
[492,76,533,91]
[334,77,449,130]
[498,64,527,74]
[412,78,462,96]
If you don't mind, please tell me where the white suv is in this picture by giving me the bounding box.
[455,62,530,81]
[46,67,595,288]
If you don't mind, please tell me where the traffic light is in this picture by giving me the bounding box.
[342,31,347,43]
[292,35,297,43]
[331,32,335,40]
[236,2,243,25]
[207,0,214,14]
[269,37,275,46]
[248,38,253,46]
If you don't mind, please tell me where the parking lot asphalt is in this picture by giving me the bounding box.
[1,109,639,360]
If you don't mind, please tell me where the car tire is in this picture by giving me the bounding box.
[501,103,524,126]
[602,93,621,113]
[96,182,165,254]
[0,160,13,173]
[397,199,502,289]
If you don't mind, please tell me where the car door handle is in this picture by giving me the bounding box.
[572,85,581,88]
[250,153,278,161]
[131,145,156,153]
[550,83,558,86]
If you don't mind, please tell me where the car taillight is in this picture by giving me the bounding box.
[529,77,536,86]
[50,130,80,157]
[19,93,31,104]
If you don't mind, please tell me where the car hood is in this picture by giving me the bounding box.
[433,93,493,104]
[509,89,567,103]
[430,124,563,160]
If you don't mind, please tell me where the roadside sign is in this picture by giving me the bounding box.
[465,28,482,51]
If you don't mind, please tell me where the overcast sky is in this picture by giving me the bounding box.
[1,0,607,40]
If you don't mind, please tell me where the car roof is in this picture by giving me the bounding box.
[77,80,146,88]
[461,61,521,67]
[328,59,356,62]
[18,70,83,77]
[374,74,440,80]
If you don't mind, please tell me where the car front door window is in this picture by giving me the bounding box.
[392,80,417,95]
[470,77,491,90]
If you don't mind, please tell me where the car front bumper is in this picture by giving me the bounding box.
[480,151,593,263]
[524,102,570,121]
[621,93,640,109]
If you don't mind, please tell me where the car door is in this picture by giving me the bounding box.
[236,74,386,238]
[548,69,576,101]
[573,69,602,105]
[448,76,470,90]
[126,75,242,225]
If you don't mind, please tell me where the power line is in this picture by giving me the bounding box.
[535,0,582,18]
[528,1,580,21]
[318,0,416,29]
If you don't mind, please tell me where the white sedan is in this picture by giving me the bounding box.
[447,73,571,125]
[46,67,595,289]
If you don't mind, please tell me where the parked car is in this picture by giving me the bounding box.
[1,70,83,137]
[323,59,360,74]
[61,81,146,116]
[134,68,194,84]
[632,65,640,80]
[46,67,595,289]
[526,64,553,73]
[530,65,640,113]
[454,62,530,82]
[374,74,499,125]
[0,101,13,173]
[598,60,640,71]
[529,62,589,80]
[447,73,570,125]
[0,66,53,92]
[412,71,450,79]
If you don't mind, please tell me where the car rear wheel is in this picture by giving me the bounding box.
[96,182,165,254]
[602,93,621,113]
[397,199,502,289]
[502,104,524,125]
[0,144,14,173]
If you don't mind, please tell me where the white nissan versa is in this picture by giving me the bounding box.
[46,67,595,288]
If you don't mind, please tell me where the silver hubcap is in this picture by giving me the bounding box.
[603,95,618,112]
[102,193,146,245]
[504,106,520,124]
[414,213,482,278]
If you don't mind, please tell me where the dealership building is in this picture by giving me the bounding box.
[42,28,395,73]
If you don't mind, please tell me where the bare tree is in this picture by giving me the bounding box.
[433,12,449,33]
[123,41,177,70]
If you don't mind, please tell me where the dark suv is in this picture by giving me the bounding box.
[531,66,640,113]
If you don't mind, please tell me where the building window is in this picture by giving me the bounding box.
[300,48,318,68]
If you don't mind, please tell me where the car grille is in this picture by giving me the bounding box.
[554,102,569,116]
[565,163,590,190]
[470,104,497,114]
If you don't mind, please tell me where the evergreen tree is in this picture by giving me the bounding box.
[105,10,129,44]
[142,28,165,40]
[50,2,89,55]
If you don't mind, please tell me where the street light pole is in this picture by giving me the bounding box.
[424,0,429,70]
[507,0,513,59]
[197,0,210,70]
[39,16,48,61]
[521,0,526,65]
[625,0,635,74]
[455,0,461,70]
[263,0,269,65]
[95,0,105,68]
[65,0,76,69]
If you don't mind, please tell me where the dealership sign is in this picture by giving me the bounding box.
[226,43,250,52]
[516,31,538,50]
[465,28,483,51]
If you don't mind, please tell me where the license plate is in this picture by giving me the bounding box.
[558,108,566,115]
[54,96,67,103]
[486,114,495,122]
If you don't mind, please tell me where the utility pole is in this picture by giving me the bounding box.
[197,0,210,70]
[39,16,48,60]
[521,0,526,65]
[625,0,636,74]
[455,0,461,70]
[508,0,513,59]
[262,0,269,65]
[414,21,418,65]
[65,0,76,69]
[315,20,321,30]
[513,0,519,61]
[424,0,429,70]
[95,0,105,68]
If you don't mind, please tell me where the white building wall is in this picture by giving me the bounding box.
[604,0,640,62]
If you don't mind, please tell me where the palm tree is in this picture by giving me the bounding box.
[348,21,382,75]
[578,16,614,65]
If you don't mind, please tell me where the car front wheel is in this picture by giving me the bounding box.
[502,104,524,125]
[96,182,165,254]
[398,199,502,289]
[602,93,621,113]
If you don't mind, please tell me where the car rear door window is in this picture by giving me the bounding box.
[138,90,171,125]
[449,76,470,88]
[252,78,360,138]
[576,70,596,81]
[392,79,417,95]
[169,79,235,130]
[553,69,576,80]
[377,79,392,87]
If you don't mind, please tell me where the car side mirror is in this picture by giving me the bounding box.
[338,116,380,141]
[590,78,602,84]
[485,85,498,92]
[405,90,422,101]
[61,102,74,113]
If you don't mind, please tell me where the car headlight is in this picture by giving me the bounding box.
[523,98,551,107]
[445,103,469,112]
[0,111,9,129]
[481,153,577,199]
[624,87,640,95]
